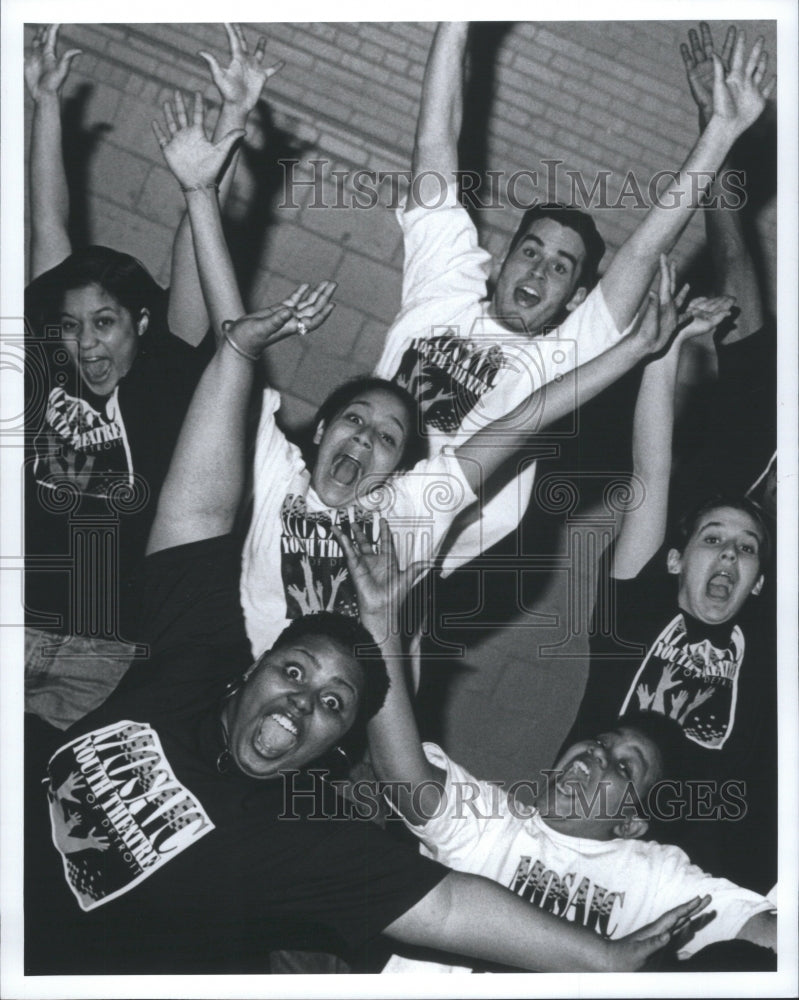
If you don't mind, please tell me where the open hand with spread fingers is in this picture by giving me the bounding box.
[153,90,245,191]
[199,23,283,116]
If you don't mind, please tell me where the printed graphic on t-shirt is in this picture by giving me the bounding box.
[392,330,507,433]
[281,497,379,619]
[620,615,744,749]
[509,855,624,937]
[46,720,214,911]
[33,387,132,499]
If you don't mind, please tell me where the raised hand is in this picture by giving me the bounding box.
[199,23,283,115]
[334,517,431,645]
[222,281,336,359]
[153,90,244,191]
[710,30,775,140]
[25,23,82,100]
[606,895,711,971]
[680,22,736,123]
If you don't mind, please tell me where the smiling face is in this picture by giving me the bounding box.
[539,727,663,841]
[311,388,411,508]
[222,633,364,780]
[668,506,765,625]
[60,283,147,397]
[491,218,588,335]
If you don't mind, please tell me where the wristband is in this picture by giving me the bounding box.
[223,327,259,363]
[180,182,219,193]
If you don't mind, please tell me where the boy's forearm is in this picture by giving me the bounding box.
[601,117,740,332]
[410,22,469,188]
[385,871,613,972]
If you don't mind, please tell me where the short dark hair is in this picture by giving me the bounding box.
[271,611,390,738]
[507,203,606,290]
[312,375,428,472]
[30,245,165,334]
[617,710,690,789]
[672,493,771,568]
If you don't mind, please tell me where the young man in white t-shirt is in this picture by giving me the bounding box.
[336,519,777,974]
[375,22,774,570]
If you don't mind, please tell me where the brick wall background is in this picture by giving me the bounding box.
[23,20,778,785]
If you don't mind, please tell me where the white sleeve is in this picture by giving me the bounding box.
[390,743,514,869]
[374,185,493,380]
[367,446,477,568]
[239,389,303,646]
[649,843,775,958]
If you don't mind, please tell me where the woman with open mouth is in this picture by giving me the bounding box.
[23,24,279,730]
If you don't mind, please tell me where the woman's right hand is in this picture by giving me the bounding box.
[152,90,245,191]
[604,894,711,971]
[25,24,82,101]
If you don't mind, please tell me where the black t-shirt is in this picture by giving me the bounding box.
[24,535,447,974]
[24,304,211,638]
[565,550,777,894]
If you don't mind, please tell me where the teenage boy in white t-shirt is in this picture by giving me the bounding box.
[375,22,774,570]
[336,520,777,974]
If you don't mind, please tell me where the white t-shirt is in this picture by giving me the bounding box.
[374,186,625,574]
[240,390,476,658]
[383,744,774,973]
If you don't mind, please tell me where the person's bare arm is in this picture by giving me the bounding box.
[612,259,736,579]
[386,874,710,972]
[736,911,776,952]
[25,24,82,278]
[337,519,445,824]
[148,94,334,554]
[406,22,469,209]
[680,22,765,343]
[167,24,282,345]
[599,30,772,333]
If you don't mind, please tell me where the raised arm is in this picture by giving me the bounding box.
[453,272,734,498]
[167,24,283,345]
[147,94,334,554]
[680,22,765,342]
[337,519,445,825]
[599,30,772,333]
[406,21,469,209]
[25,24,82,279]
[612,258,735,579]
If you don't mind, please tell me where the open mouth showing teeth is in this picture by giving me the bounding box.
[514,286,541,309]
[556,757,590,792]
[254,713,300,757]
[707,573,734,599]
[331,454,361,486]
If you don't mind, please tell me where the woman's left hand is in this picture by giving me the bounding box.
[152,90,244,190]
[199,23,283,115]
[223,281,337,358]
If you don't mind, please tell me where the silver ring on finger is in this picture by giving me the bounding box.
[296,318,308,336]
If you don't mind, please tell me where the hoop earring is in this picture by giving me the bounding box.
[334,745,351,768]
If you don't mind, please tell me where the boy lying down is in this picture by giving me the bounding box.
[339,519,777,973]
